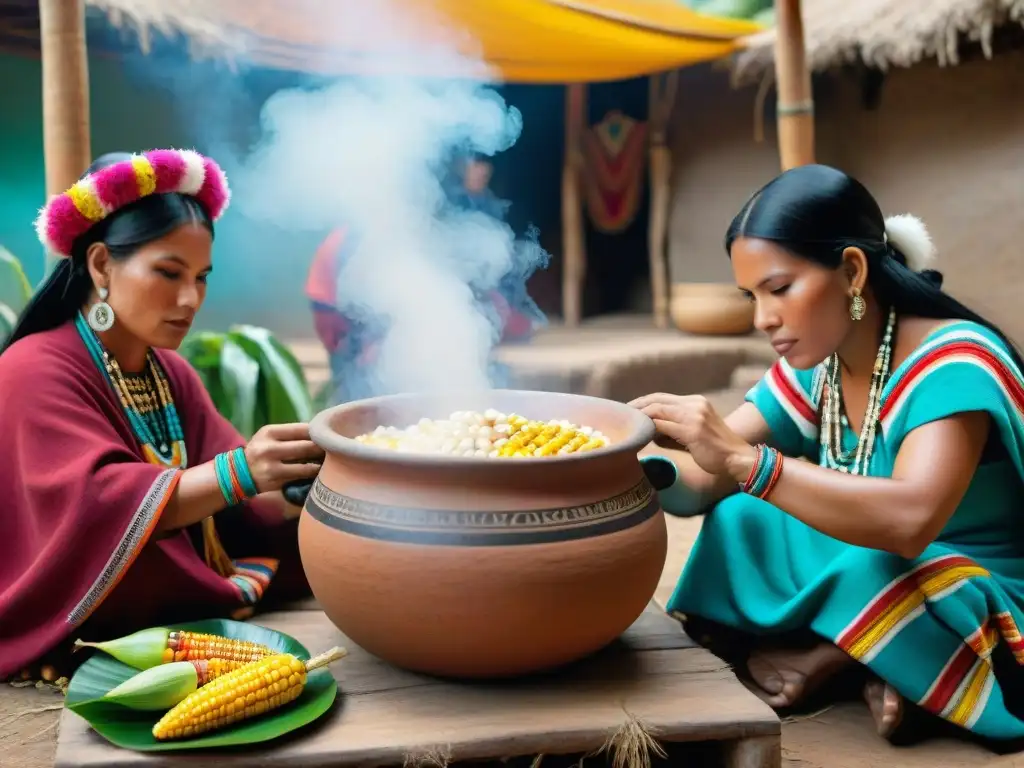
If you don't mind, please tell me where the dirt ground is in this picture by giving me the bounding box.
[2,386,1021,767]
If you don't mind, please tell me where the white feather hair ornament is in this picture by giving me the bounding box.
[883,213,937,272]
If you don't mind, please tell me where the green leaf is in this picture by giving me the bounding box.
[178,332,225,372]
[219,338,262,438]
[176,326,314,437]
[227,325,314,425]
[65,618,337,752]
[0,301,16,348]
[0,246,33,306]
[178,332,231,418]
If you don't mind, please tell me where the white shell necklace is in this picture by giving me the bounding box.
[820,306,897,475]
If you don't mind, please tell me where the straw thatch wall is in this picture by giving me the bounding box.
[732,0,1024,85]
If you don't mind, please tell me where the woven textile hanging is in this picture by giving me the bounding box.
[581,109,648,234]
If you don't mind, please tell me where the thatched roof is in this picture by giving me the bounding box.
[732,0,1024,85]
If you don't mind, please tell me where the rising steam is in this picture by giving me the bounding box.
[227,2,549,400]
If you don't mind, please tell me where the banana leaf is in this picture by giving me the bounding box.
[178,331,224,373]
[0,247,32,347]
[219,338,262,439]
[179,326,313,439]
[178,332,223,392]
[178,332,231,424]
[0,302,17,347]
[64,618,338,752]
[0,246,33,311]
[226,325,314,426]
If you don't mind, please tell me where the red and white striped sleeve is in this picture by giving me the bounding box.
[745,358,823,458]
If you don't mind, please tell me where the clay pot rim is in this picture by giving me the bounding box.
[309,388,656,468]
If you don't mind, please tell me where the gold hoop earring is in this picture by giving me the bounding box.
[849,290,866,322]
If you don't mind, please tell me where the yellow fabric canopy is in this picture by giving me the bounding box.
[87,0,762,82]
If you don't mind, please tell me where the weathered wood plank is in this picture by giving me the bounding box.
[55,601,779,768]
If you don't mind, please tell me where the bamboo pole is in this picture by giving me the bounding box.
[773,0,814,169]
[647,71,679,329]
[560,83,587,327]
[39,0,92,199]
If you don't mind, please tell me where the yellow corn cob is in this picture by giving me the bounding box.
[531,425,559,447]
[497,421,543,456]
[507,414,528,430]
[74,627,274,670]
[152,647,348,741]
[161,631,273,665]
[536,431,572,456]
[563,434,590,453]
[192,657,250,682]
[495,419,607,458]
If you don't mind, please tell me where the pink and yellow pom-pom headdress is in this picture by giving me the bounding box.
[35,148,232,259]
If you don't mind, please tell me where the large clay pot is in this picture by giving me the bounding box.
[670,281,754,335]
[298,390,667,679]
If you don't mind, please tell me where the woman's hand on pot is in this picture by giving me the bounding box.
[243,423,325,493]
[629,393,755,476]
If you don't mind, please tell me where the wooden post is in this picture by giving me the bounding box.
[38,0,92,199]
[647,71,679,329]
[773,0,814,169]
[561,83,587,327]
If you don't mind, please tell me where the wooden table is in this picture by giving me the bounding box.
[54,601,780,768]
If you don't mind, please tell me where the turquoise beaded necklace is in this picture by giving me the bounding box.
[75,312,188,468]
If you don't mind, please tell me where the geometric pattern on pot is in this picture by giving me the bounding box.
[304,477,659,546]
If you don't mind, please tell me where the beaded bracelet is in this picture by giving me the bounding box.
[214,447,260,506]
[740,444,784,500]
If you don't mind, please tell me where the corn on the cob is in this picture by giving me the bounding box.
[103,658,244,711]
[352,409,609,458]
[496,420,606,458]
[74,627,274,670]
[152,646,348,741]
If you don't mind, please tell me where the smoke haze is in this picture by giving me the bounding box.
[220,1,550,398]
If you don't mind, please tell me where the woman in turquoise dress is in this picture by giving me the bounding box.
[633,164,1024,746]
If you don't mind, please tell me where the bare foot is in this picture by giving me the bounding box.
[746,643,852,708]
[864,679,904,738]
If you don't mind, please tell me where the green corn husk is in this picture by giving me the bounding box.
[102,662,200,711]
[63,618,339,753]
[74,627,172,670]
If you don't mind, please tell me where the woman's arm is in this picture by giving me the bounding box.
[159,473,302,534]
[725,411,990,558]
[155,462,225,533]
[156,424,321,534]
[157,472,309,535]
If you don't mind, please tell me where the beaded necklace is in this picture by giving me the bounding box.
[75,312,188,468]
[820,306,897,476]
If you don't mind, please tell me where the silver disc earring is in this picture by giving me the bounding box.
[87,287,115,332]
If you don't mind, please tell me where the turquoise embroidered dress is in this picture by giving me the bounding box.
[667,320,1024,738]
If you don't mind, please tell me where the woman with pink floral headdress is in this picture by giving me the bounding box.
[0,150,320,681]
